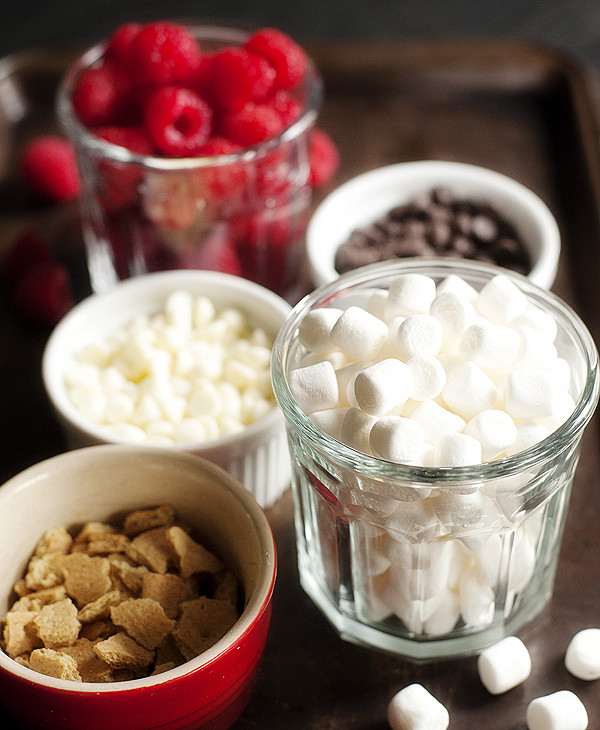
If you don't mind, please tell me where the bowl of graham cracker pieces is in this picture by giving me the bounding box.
[0,444,276,730]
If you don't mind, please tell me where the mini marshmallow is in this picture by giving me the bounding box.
[423,589,460,636]
[338,407,377,453]
[431,490,486,528]
[526,690,588,730]
[329,305,388,360]
[433,432,482,467]
[464,409,517,461]
[476,273,528,325]
[436,273,478,302]
[297,307,343,353]
[459,321,520,372]
[503,369,556,420]
[335,361,364,407]
[410,400,466,446]
[565,628,600,680]
[309,407,349,439]
[396,314,443,360]
[459,565,495,627]
[507,528,536,594]
[505,420,551,456]
[385,273,437,319]
[477,635,532,694]
[288,360,339,414]
[406,355,446,401]
[442,361,497,420]
[370,416,426,465]
[511,305,558,342]
[512,324,558,371]
[429,290,476,346]
[387,683,449,730]
[354,358,414,415]
[384,499,441,542]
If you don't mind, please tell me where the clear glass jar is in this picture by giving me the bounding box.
[56,23,322,300]
[271,259,599,661]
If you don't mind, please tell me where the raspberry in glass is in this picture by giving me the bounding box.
[128,22,202,85]
[105,22,141,67]
[308,128,340,188]
[144,86,212,156]
[20,136,81,203]
[221,102,285,147]
[244,28,308,90]
[211,47,276,111]
[71,63,128,127]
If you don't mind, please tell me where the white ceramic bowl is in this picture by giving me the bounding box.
[42,270,292,508]
[0,445,276,730]
[306,160,561,289]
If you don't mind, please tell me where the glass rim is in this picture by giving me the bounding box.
[55,21,323,169]
[271,258,600,486]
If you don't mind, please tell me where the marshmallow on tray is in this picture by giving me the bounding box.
[387,683,449,730]
[526,690,588,730]
[564,628,600,680]
[477,635,532,694]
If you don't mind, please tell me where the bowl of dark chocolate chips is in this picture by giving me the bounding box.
[306,161,560,289]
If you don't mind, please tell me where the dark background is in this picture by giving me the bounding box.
[3,0,600,72]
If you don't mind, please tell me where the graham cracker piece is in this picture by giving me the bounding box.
[78,590,124,623]
[85,534,130,555]
[127,528,173,574]
[74,522,117,543]
[80,620,116,642]
[2,611,41,658]
[166,526,224,578]
[141,572,187,619]
[172,597,239,661]
[123,505,176,536]
[109,555,149,594]
[30,648,82,681]
[23,556,64,592]
[154,632,185,668]
[94,632,154,671]
[33,527,73,558]
[151,661,176,675]
[9,585,67,613]
[110,598,175,650]
[60,638,113,683]
[33,598,81,649]
[60,553,112,607]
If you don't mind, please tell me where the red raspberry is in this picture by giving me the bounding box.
[211,47,276,111]
[244,28,308,90]
[71,63,128,127]
[266,90,302,127]
[221,102,285,147]
[20,136,81,203]
[309,128,339,188]
[12,262,74,326]
[144,86,212,157]
[1,229,53,284]
[197,137,247,201]
[105,22,141,66]
[128,22,202,85]
[96,125,154,155]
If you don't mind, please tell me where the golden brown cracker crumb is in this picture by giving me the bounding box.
[127,528,173,574]
[85,534,130,555]
[9,585,67,613]
[61,553,112,607]
[30,648,82,681]
[3,611,41,658]
[123,505,176,536]
[74,522,117,543]
[214,571,239,607]
[166,526,224,578]
[24,556,64,592]
[141,572,187,619]
[34,598,81,649]
[80,620,116,642]
[33,527,73,558]
[173,597,238,661]
[94,632,154,671]
[60,638,113,683]
[109,556,149,594]
[78,590,124,623]
[110,598,175,650]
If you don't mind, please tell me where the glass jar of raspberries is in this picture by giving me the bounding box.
[57,21,338,299]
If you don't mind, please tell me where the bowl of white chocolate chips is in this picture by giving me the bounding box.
[271,257,599,661]
[42,269,292,508]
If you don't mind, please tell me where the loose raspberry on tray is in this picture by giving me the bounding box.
[20,135,81,203]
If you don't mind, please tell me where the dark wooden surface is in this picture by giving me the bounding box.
[1,41,600,729]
